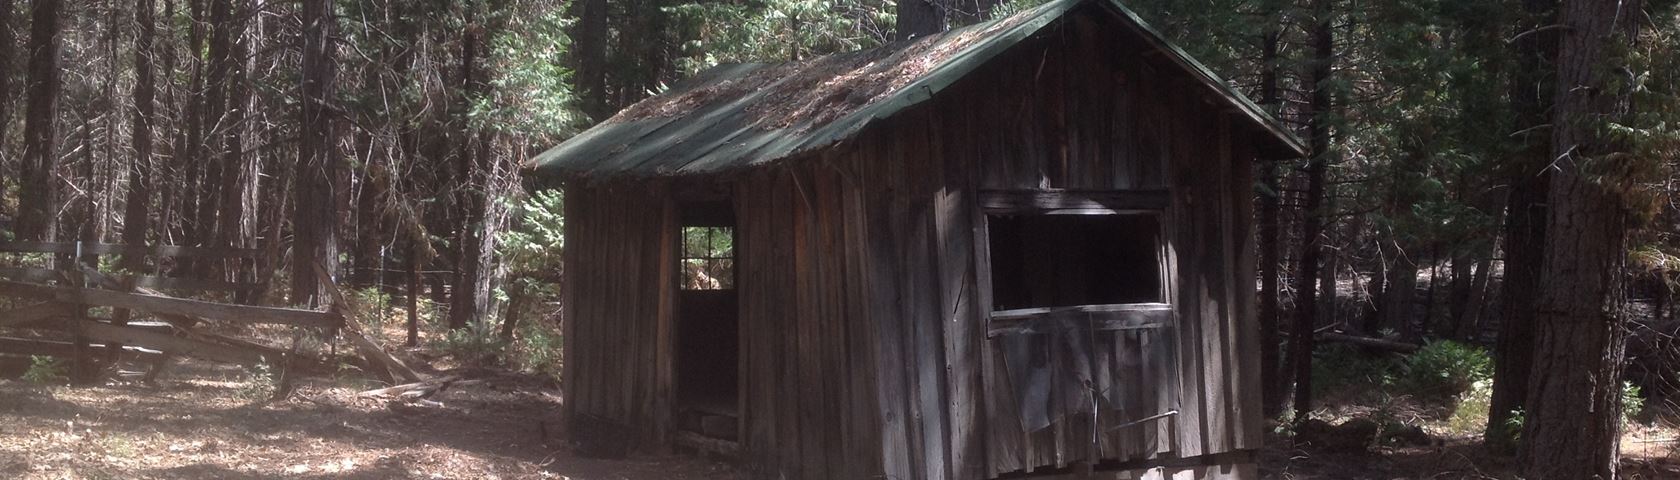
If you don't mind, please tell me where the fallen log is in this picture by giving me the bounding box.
[357,375,477,400]
[1318,332,1420,353]
[316,262,422,384]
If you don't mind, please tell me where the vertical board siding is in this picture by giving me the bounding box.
[843,6,1258,477]
[562,181,674,450]
[735,164,886,480]
[563,7,1264,479]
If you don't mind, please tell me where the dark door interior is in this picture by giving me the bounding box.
[675,201,739,442]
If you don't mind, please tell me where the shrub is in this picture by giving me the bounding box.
[1623,381,1646,425]
[22,356,67,384]
[348,287,394,331]
[235,362,279,402]
[510,320,563,381]
[1398,340,1491,400]
[432,321,508,365]
[1445,378,1494,436]
[1312,344,1401,395]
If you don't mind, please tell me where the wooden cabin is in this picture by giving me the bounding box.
[529,0,1306,478]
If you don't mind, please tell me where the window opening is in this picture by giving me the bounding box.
[681,226,734,290]
[985,213,1163,312]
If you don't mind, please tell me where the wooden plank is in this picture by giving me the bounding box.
[127,276,259,292]
[977,190,1170,213]
[0,302,75,328]
[936,186,985,478]
[673,431,740,457]
[1198,113,1234,455]
[0,267,68,284]
[868,165,915,480]
[653,194,676,454]
[989,304,1173,337]
[0,279,336,328]
[0,336,162,361]
[838,164,887,478]
[314,263,420,384]
[0,242,259,259]
[1229,129,1265,450]
[904,149,950,480]
[72,319,263,365]
[0,267,257,292]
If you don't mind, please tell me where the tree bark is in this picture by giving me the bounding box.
[177,0,207,252]
[1290,2,1334,425]
[1518,0,1642,477]
[215,0,251,254]
[291,0,342,306]
[1486,0,1557,453]
[896,0,945,40]
[0,0,15,215]
[1376,255,1419,339]
[122,0,158,270]
[17,0,63,241]
[570,0,610,122]
[1257,12,1286,418]
[448,1,496,330]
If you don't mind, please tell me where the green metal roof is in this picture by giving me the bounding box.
[531,0,1307,180]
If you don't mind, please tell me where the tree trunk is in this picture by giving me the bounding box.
[194,0,235,256]
[1290,2,1334,425]
[1518,0,1642,476]
[1448,251,1473,333]
[1377,256,1419,339]
[1454,255,1494,340]
[0,0,15,215]
[177,0,207,255]
[1318,185,1339,329]
[1485,0,1557,453]
[499,279,526,342]
[570,0,610,122]
[122,0,158,270]
[17,0,62,241]
[896,0,945,40]
[291,0,341,306]
[407,235,421,346]
[448,1,495,330]
[1257,14,1285,418]
[215,0,250,253]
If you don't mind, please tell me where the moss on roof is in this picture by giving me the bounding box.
[532,0,1306,180]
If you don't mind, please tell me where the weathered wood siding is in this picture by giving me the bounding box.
[561,5,1265,479]
[825,5,1264,478]
[731,165,885,480]
[562,181,677,451]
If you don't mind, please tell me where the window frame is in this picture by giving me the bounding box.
[677,200,737,291]
[977,190,1174,338]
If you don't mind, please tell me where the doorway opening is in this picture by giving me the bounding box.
[675,201,739,445]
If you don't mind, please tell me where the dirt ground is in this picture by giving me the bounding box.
[1,357,1675,479]
[0,358,742,480]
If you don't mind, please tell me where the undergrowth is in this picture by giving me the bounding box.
[23,355,68,384]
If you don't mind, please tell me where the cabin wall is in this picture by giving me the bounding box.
[832,7,1263,478]
[562,7,1268,479]
[731,165,885,480]
[562,181,678,452]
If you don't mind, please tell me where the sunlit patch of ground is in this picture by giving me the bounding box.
[1258,393,1680,479]
[0,359,741,480]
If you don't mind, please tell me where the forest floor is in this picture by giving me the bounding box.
[0,357,742,480]
[1,290,1676,479]
[2,354,1674,479]
[1259,402,1680,479]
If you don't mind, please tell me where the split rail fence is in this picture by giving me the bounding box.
[0,242,417,384]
